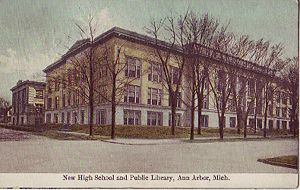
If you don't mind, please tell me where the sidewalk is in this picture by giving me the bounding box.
[55,130,295,145]
[101,135,295,145]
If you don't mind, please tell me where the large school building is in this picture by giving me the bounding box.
[43,27,291,130]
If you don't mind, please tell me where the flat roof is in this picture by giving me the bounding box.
[11,80,46,92]
[43,27,273,76]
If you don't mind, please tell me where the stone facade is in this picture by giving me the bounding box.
[43,27,291,130]
[11,80,46,126]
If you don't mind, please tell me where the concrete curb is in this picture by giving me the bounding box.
[99,136,297,145]
[100,139,182,145]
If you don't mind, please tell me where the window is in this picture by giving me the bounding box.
[217,99,223,110]
[125,57,141,78]
[55,79,60,91]
[282,121,287,129]
[282,107,287,118]
[61,112,65,123]
[68,70,72,86]
[216,70,225,92]
[171,67,179,84]
[67,93,71,106]
[96,110,106,125]
[228,99,236,112]
[268,119,273,130]
[81,110,85,124]
[201,115,209,128]
[282,93,288,105]
[20,117,24,125]
[47,81,52,93]
[147,88,162,106]
[55,96,59,109]
[47,98,52,109]
[72,91,79,105]
[169,92,181,108]
[257,119,262,129]
[124,85,140,104]
[276,107,280,117]
[168,113,182,127]
[203,80,209,91]
[202,96,209,109]
[256,99,262,115]
[268,104,273,116]
[147,111,163,126]
[74,73,79,85]
[46,113,51,124]
[276,92,281,104]
[247,80,255,97]
[276,120,280,129]
[230,117,236,128]
[62,75,66,89]
[148,62,161,82]
[124,110,141,125]
[35,90,43,99]
[66,112,70,124]
[267,87,273,100]
[35,104,43,113]
[98,64,108,79]
[62,94,66,107]
[247,101,254,114]
[54,113,58,124]
[98,87,107,104]
[249,119,255,128]
[73,112,78,124]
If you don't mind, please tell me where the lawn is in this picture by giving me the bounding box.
[0,124,293,140]
[68,125,273,139]
[258,155,298,169]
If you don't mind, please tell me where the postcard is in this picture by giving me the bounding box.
[0,0,298,189]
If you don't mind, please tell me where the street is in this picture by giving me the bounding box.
[0,128,298,173]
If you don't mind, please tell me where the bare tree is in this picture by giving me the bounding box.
[228,34,256,138]
[0,97,10,123]
[208,67,233,139]
[47,17,119,137]
[145,12,189,136]
[53,18,142,139]
[95,44,145,139]
[57,17,98,136]
[281,57,299,137]
[206,26,234,139]
[249,40,286,137]
[184,12,219,136]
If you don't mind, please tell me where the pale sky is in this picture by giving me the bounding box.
[0,0,298,102]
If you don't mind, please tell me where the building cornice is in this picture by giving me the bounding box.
[10,80,46,92]
[43,26,273,77]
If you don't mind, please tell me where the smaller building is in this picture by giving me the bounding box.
[11,80,46,126]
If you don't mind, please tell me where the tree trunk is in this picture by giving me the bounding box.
[263,103,268,138]
[219,114,224,139]
[293,118,298,138]
[236,113,241,134]
[171,104,176,135]
[89,92,93,136]
[253,113,257,134]
[190,82,195,140]
[88,46,94,137]
[111,101,116,139]
[111,75,116,139]
[243,116,247,138]
[197,79,205,135]
[197,104,202,135]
